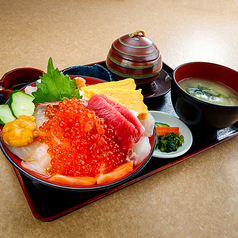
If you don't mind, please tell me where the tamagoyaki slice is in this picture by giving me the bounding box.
[81,78,136,98]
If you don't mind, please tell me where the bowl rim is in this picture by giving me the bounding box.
[172,61,238,109]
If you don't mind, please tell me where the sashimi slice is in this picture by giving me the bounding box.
[84,88,148,120]
[97,161,133,185]
[49,174,97,186]
[131,136,151,165]
[33,104,49,130]
[33,102,61,130]
[20,143,51,177]
[87,94,137,152]
[4,141,41,162]
[100,94,144,143]
[140,111,155,137]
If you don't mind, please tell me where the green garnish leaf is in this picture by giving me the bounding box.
[32,57,81,103]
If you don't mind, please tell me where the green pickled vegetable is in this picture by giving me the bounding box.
[156,133,184,153]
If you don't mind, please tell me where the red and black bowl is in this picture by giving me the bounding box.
[171,62,238,129]
[0,67,156,192]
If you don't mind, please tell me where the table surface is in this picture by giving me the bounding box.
[0,0,238,237]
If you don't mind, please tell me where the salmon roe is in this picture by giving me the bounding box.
[38,98,127,177]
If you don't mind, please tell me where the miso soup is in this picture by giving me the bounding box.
[179,78,238,106]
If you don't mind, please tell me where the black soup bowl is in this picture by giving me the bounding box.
[171,62,238,129]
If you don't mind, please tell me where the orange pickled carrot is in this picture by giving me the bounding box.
[75,77,86,89]
[49,174,97,186]
[97,161,133,185]
[156,127,179,136]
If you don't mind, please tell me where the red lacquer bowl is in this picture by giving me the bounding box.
[0,67,43,100]
[171,62,238,129]
[0,68,156,192]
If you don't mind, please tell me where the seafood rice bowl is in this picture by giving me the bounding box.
[0,58,156,191]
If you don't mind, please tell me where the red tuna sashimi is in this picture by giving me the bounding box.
[87,94,138,152]
[100,94,144,143]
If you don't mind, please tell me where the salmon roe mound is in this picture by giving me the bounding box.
[38,98,127,177]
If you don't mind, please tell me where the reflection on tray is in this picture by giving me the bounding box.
[141,68,171,99]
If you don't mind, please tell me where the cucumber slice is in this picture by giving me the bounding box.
[0,104,16,125]
[9,90,35,118]
[155,122,170,127]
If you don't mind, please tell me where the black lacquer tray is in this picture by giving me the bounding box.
[2,62,238,222]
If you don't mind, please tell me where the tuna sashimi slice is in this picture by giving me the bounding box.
[87,94,138,152]
[99,94,144,143]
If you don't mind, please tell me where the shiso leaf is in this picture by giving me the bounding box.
[32,57,81,103]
